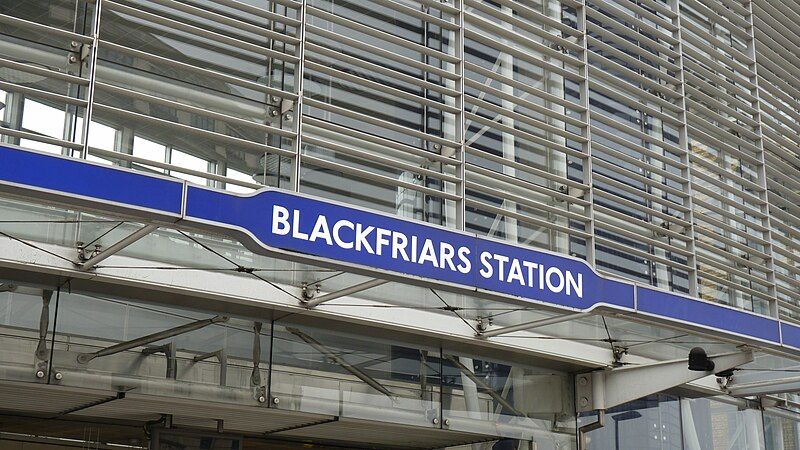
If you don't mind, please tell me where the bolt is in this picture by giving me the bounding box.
[580,397,589,407]
[270,109,278,117]
[432,144,442,151]
[257,395,266,403]
[272,397,280,405]
[54,372,63,381]
[68,55,78,63]
[271,95,281,104]
[432,417,439,425]
[36,370,45,379]
[444,419,450,426]
[578,376,588,386]
[70,41,80,48]
[284,113,293,121]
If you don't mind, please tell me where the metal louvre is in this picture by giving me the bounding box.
[0,0,798,326]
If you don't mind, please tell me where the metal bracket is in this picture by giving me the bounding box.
[302,279,388,308]
[575,350,754,412]
[77,224,158,271]
[726,374,800,397]
[477,312,592,338]
[142,342,177,379]
[193,349,228,387]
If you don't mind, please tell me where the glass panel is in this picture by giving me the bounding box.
[270,321,441,428]
[681,398,765,450]
[579,394,682,450]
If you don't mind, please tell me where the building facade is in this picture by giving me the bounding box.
[0,0,799,448]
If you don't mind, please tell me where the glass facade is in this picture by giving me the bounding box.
[1,0,800,448]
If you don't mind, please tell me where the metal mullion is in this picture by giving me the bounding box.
[457,0,466,230]
[303,117,460,166]
[465,147,588,190]
[87,147,261,189]
[464,112,585,159]
[466,96,587,142]
[585,36,683,88]
[304,61,460,114]
[0,13,94,44]
[463,2,583,53]
[99,41,297,100]
[301,155,461,201]
[302,135,460,183]
[467,163,590,206]
[465,198,590,238]
[93,104,294,157]
[94,82,293,137]
[463,79,585,128]
[593,204,690,242]
[291,0,307,192]
[464,61,586,112]
[594,235,693,271]
[592,189,691,228]
[305,26,458,80]
[463,28,584,81]
[465,179,590,223]
[305,43,459,97]
[592,143,687,184]
[593,173,689,212]
[591,158,688,199]
[307,7,460,64]
[467,0,581,38]
[370,0,459,30]
[590,130,688,169]
[594,219,693,257]
[303,98,459,149]
[580,1,596,265]
[78,0,102,159]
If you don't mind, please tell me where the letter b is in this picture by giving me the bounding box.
[272,205,291,235]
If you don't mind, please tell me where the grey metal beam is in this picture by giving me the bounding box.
[727,375,800,397]
[303,279,389,308]
[77,315,229,364]
[576,350,754,412]
[78,224,158,271]
[478,312,591,338]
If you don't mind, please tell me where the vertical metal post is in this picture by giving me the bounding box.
[744,0,779,317]
[456,0,466,231]
[671,0,700,298]
[578,1,595,265]
[80,0,103,159]
[291,0,308,192]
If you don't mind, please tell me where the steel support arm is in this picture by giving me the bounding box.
[77,315,229,364]
[477,312,592,338]
[303,279,389,308]
[576,350,754,412]
[726,375,800,397]
[286,327,395,399]
[78,224,158,270]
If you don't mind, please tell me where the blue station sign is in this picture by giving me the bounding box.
[0,144,796,352]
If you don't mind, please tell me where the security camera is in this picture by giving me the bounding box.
[688,347,715,372]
